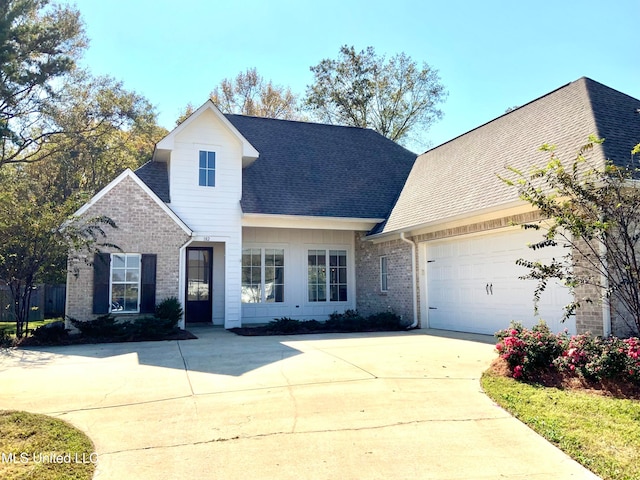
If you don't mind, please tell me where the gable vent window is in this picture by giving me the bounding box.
[199,151,216,187]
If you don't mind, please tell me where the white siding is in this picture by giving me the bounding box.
[169,109,244,328]
[241,227,357,323]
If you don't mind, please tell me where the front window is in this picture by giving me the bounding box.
[242,248,284,303]
[199,151,216,187]
[110,253,140,312]
[380,256,388,292]
[308,249,347,302]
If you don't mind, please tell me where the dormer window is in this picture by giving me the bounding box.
[199,151,216,187]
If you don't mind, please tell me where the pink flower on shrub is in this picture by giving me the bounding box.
[513,365,523,379]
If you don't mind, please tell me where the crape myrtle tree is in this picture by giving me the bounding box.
[305,45,447,149]
[0,166,116,338]
[502,137,640,336]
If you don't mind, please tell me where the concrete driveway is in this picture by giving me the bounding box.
[1,327,598,479]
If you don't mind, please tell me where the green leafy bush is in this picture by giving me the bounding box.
[325,309,366,331]
[69,298,184,341]
[0,329,14,348]
[69,314,128,339]
[265,317,303,333]
[495,321,640,384]
[496,321,566,379]
[155,297,183,324]
[31,321,69,343]
[367,311,404,329]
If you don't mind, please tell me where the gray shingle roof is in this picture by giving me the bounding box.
[381,77,640,234]
[225,115,416,219]
[135,161,170,202]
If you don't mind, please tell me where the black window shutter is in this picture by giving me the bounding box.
[93,253,111,314]
[140,254,157,314]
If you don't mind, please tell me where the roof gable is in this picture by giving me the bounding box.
[74,169,191,235]
[154,100,259,164]
[381,77,640,235]
[225,115,416,219]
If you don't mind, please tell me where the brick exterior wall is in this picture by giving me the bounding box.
[572,238,606,336]
[66,175,191,322]
[355,232,414,325]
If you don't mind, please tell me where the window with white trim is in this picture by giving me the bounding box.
[199,150,216,187]
[242,248,284,303]
[308,249,347,302]
[380,256,388,292]
[110,253,141,313]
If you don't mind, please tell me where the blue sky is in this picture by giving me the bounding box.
[76,0,639,152]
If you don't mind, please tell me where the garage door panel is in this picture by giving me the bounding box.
[426,229,576,335]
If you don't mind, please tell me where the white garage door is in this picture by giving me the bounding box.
[425,228,576,335]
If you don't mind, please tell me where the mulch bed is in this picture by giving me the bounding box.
[15,329,198,347]
[490,358,640,400]
[229,325,407,337]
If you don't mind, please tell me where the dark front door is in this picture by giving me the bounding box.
[185,247,213,323]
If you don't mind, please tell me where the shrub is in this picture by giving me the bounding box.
[325,309,366,331]
[495,321,566,379]
[367,311,403,330]
[155,297,183,324]
[495,321,640,384]
[69,314,128,339]
[266,317,303,333]
[31,321,69,344]
[125,317,175,340]
[0,329,14,348]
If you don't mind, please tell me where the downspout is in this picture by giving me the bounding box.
[400,232,419,329]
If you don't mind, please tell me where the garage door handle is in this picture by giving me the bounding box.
[486,283,493,295]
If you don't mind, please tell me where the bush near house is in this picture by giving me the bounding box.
[494,321,640,391]
[10,297,190,346]
[231,310,406,336]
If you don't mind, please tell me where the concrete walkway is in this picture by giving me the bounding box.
[1,327,599,479]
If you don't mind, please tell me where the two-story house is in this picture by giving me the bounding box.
[66,77,640,337]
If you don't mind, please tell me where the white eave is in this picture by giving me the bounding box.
[153,100,259,167]
[242,213,384,231]
[366,200,535,242]
[73,169,192,236]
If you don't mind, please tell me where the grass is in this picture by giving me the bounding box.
[0,319,59,336]
[481,369,640,480]
[0,410,96,480]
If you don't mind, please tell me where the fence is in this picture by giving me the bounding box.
[0,284,66,322]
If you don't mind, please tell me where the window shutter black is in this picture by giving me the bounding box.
[140,254,157,314]
[93,253,111,314]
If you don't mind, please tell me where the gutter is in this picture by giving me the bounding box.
[400,232,419,329]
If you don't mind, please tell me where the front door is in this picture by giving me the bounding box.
[185,247,213,323]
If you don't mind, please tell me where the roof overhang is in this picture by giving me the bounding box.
[366,200,535,243]
[242,213,384,231]
[153,100,259,167]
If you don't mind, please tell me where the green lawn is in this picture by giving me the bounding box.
[0,319,60,337]
[0,410,96,480]
[481,369,640,480]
